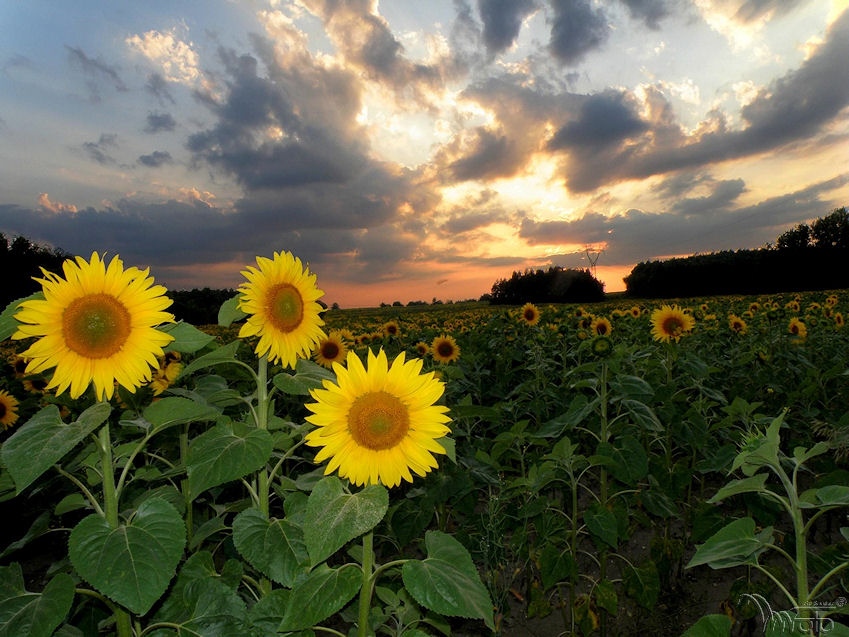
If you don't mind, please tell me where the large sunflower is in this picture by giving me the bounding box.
[0,390,20,429]
[304,349,451,488]
[650,304,695,342]
[237,251,326,368]
[12,253,174,400]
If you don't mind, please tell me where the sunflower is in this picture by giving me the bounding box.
[148,351,183,396]
[519,303,540,326]
[414,341,430,357]
[314,331,347,368]
[788,317,807,339]
[382,321,400,338]
[304,349,451,488]
[835,312,844,329]
[12,252,174,401]
[431,334,460,364]
[629,306,642,318]
[0,390,20,429]
[23,377,49,394]
[650,304,695,342]
[10,356,28,377]
[237,251,326,368]
[728,314,748,335]
[590,316,612,337]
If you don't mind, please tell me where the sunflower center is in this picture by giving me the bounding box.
[436,342,454,358]
[595,323,608,335]
[62,294,132,358]
[662,316,684,336]
[0,403,6,419]
[347,390,410,450]
[321,341,340,360]
[267,283,304,333]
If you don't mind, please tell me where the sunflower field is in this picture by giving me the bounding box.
[0,252,848,637]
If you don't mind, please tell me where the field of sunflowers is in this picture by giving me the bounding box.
[0,252,848,637]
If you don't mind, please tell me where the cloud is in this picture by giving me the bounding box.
[446,126,523,181]
[547,0,610,65]
[145,73,176,104]
[138,151,173,167]
[126,29,201,86]
[619,0,670,28]
[477,0,538,56]
[81,133,118,165]
[37,193,78,214]
[66,46,127,101]
[548,90,648,149]
[144,112,176,133]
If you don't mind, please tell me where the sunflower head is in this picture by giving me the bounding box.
[519,303,540,326]
[237,251,326,368]
[590,316,612,337]
[12,252,175,400]
[314,332,347,368]
[835,312,844,329]
[431,334,460,364]
[305,349,451,488]
[382,321,400,338]
[650,305,695,342]
[415,341,430,357]
[788,317,807,339]
[728,314,748,335]
[591,335,613,358]
[0,390,20,429]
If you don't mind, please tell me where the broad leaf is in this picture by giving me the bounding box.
[273,359,336,396]
[595,579,618,615]
[0,564,75,637]
[142,397,219,434]
[623,562,660,610]
[680,614,732,637]
[595,435,648,486]
[584,503,619,549]
[217,295,246,327]
[279,564,361,631]
[177,340,242,379]
[401,531,495,631]
[303,477,388,566]
[187,423,273,499]
[232,508,309,587]
[69,498,186,615]
[159,321,215,353]
[686,517,771,570]
[2,402,111,494]
[708,474,769,504]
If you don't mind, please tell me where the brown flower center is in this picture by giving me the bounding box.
[62,294,131,358]
[347,390,409,450]
[320,340,340,360]
[436,341,455,358]
[662,316,683,337]
[267,283,304,333]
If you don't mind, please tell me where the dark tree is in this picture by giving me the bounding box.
[810,207,849,249]
[0,234,72,309]
[776,223,811,250]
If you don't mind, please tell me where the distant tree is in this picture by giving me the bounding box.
[489,265,604,304]
[810,207,849,248]
[0,233,71,309]
[775,223,811,250]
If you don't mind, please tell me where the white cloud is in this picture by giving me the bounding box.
[125,28,201,86]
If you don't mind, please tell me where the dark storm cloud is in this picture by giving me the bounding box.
[441,208,510,234]
[138,150,172,167]
[518,174,848,266]
[477,0,538,56]
[619,0,669,29]
[447,127,523,181]
[145,73,175,104]
[733,0,808,23]
[81,133,118,165]
[544,9,849,191]
[66,46,127,101]
[670,178,746,216]
[144,112,176,134]
[548,90,648,149]
[547,0,610,65]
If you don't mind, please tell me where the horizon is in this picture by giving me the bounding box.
[1,1,847,309]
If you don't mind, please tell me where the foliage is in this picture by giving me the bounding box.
[0,234,71,309]
[489,266,605,305]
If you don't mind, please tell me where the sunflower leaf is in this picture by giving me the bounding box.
[186,424,273,499]
[1,402,111,494]
[0,564,75,637]
[279,564,361,631]
[401,531,495,631]
[68,498,185,616]
[303,477,388,566]
[232,508,309,587]
[159,321,215,353]
[217,294,246,327]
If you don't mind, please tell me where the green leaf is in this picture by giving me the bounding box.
[814,485,849,506]
[187,423,273,499]
[539,542,577,589]
[273,358,336,396]
[686,518,771,570]
[303,477,388,566]
[69,498,186,615]
[0,293,42,341]
[708,474,769,504]
[1,402,111,494]
[280,564,361,631]
[0,564,75,637]
[792,441,831,464]
[0,511,51,560]
[142,396,219,433]
[596,435,648,486]
[680,613,732,637]
[623,562,660,610]
[401,531,495,631]
[232,508,309,587]
[595,579,618,615]
[248,589,290,635]
[158,321,215,353]
[584,503,619,549]
[217,294,246,327]
[177,340,242,379]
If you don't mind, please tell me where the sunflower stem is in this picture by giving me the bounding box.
[256,355,271,517]
[99,421,135,637]
[357,531,375,637]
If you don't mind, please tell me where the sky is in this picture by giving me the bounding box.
[0,1,847,308]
